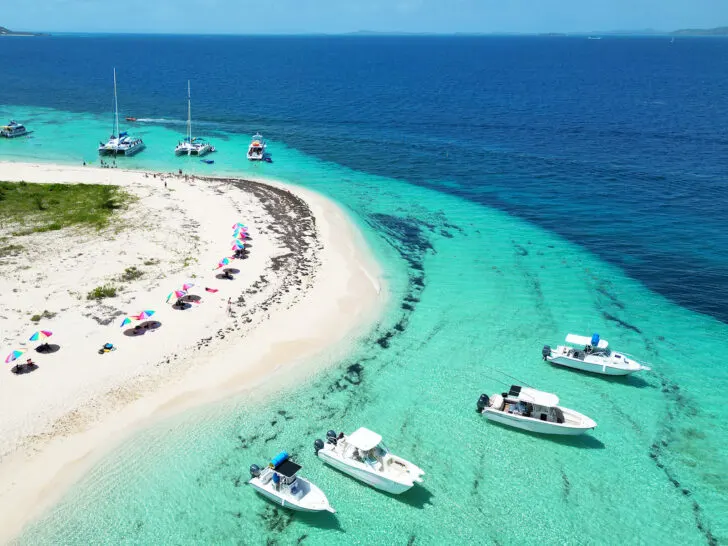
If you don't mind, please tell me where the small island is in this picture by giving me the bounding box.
[671,26,728,36]
[0,26,48,37]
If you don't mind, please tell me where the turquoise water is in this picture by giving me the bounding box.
[4,106,727,545]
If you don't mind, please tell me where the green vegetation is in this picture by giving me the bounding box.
[87,284,118,300]
[120,266,143,281]
[182,256,198,268]
[0,242,23,258]
[0,181,132,236]
[143,258,159,266]
[30,310,57,322]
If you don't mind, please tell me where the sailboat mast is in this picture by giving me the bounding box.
[113,68,120,138]
[187,80,192,142]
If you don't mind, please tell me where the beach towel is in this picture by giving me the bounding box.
[205,287,219,293]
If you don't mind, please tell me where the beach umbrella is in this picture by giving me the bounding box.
[29,330,53,342]
[214,257,231,270]
[232,240,245,249]
[166,290,187,303]
[232,222,247,230]
[138,310,155,320]
[120,317,134,327]
[5,349,26,364]
[182,282,195,291]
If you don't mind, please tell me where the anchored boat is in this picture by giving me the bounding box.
[543,333,651,376]
[0,120,30,138]
[314,428,424,494]
[174,81,215,157]
[476,385,597,435]
[247,133,267,161]
[98,68,145,157]
[248,452,335,513]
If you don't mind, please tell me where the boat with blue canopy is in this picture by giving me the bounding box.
[248,451,335,513]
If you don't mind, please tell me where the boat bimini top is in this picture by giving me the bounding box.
[565,333,609,349]
[346,428,383,451]
[508,385,559,407]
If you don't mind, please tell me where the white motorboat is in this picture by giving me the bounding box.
[98,68,145,157]
[0,120,30,138]
[314,427,424,494]
[542,333,651,376]
[248,451,335,513]
[174,81,215,157]
[247,133,267,161]
[476,385,597,436]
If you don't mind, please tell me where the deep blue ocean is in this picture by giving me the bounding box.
[2,35,728,322]
[2,35,728,545]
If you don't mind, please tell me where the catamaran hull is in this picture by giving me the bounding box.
[317,451,416,494]
[482,409,595,435]
[98,143,146,156]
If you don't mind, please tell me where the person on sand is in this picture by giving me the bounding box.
[164,180,167,188]
[25,358,36,369]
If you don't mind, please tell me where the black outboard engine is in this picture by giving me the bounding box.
[326,430,338,445]
[542,345,551,361]
[314,439,325,454]
[249,464,261,478]
[476,394,490,413]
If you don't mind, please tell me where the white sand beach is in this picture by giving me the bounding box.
[0,161,386,542]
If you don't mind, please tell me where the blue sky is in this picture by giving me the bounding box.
[3,0,727,34]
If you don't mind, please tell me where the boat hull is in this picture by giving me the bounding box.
[1,131,28,138]
[547,355,638,375]
[98,142,146,157]
[317,450,416,494]
[248,478,334,513]
[482,408,595,435]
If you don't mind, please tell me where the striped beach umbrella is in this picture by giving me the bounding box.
[5,349,26,364]
[29,330,53,342]
[166,290,187,303]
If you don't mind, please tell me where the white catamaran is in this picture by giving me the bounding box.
[98,68,145,157]
[174,81,214,157]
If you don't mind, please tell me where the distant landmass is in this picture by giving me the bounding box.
[0,26,47,37]
[670,26,728,36]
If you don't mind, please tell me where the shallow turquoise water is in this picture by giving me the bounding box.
[4,107,727,545]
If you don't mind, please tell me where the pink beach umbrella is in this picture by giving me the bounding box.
[29,330,53,342]
[166,290,187,303]
[232,223,247,230]
[214,257,231,270]
[5,349,26,364]
[182,282,195,291]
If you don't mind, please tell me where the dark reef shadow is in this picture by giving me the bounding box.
[35,343,60,354]
[485,420,606,449]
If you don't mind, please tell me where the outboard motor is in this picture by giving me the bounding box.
[326,430,338,445]
[249,464,261,478]
[314,439,325,454]
[476,394,490,413]
[542,345,551,361]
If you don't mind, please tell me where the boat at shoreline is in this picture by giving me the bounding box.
[98,68,145,157]
[175,81,214,157]
[542,333,651,376]
[1,120,30,138]
[248,452,335,513]
[314,427,424,494]
[476,385,597,435]
[247,133,267,161]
